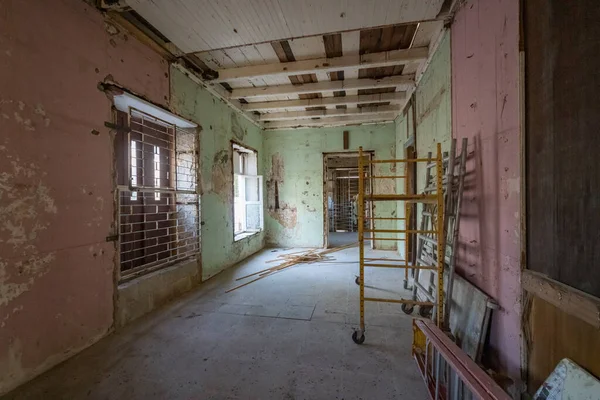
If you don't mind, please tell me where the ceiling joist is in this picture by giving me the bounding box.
[228,75,415,99]
[242,92,406,112]
[259,105,400,121]
[263,113,397,130]
[212,47,428,82]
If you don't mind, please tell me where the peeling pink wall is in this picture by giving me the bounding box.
[0,0,168,394]
[451,0,521,387]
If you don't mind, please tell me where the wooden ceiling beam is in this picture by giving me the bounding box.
[259,105,400,121]
[242,92,406,112]
[212,47,428,82]
[229,75,415,99]
[263,112,397,130]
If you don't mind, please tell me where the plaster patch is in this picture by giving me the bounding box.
[0,252,55,307]
[211,149,233,200]
[268,204,297,229]
[231,112,246,140]
[269,153,284,183]
[0,149,58,306]
[500,177,520,200]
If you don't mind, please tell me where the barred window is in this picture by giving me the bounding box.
[232,143,263,241]
[114,98,199,281]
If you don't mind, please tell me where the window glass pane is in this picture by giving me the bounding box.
[246,203,261,231]
[244,176,259,202]
[234,174,244,233]
[233,151,242,174]
[247,152,258,175]
[131,141,138,187]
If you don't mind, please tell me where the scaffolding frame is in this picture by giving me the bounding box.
[352,144,445,344]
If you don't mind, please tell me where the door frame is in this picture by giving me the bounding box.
[322,151,374,249]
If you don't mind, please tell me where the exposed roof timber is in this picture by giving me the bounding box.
[228,75,415,99]
[242,92,406,112]
[212,47,428,82]
[125,0,446,53]
[172,62,261,128]
[263,113,397,130]
[259,105,400,121]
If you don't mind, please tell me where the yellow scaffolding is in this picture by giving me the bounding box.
[352,144,445,345]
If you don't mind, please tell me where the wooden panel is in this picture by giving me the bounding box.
[271,40,322,100]
[448,272,494,363]
[525,0,600,297]
[358,24,418,96]
[522,270,600,329]
[527,296,600,392]
[126,0,445,53]
[324,33,346,100]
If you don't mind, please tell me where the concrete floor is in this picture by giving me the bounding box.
[327,232,358,248]
[5,246,427,400]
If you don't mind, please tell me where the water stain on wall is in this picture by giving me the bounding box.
[231,112,246,141]
[211,149,233,201]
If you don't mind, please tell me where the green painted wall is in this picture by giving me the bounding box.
[170,67,265,280]
[414,31,452,195]
[263,123,397,249]
[394,111,410,258]
[394,30,452,259]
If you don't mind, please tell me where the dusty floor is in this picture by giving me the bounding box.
[5,246,427,400]
[327,232,358,248]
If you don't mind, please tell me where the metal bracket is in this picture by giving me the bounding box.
[105,234,119,242]
[104,121,131,133]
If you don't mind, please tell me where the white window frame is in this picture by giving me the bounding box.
[233,143,263,241]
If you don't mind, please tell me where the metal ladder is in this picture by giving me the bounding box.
[405,138,468,327]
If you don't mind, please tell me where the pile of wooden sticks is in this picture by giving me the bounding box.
[225,242,357,293]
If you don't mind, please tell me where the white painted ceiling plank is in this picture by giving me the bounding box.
[287,35,329,82]
[127,0,445,52]
[341,30,361,101]
[259,105,400,121]
[214,47,428,82]
[263,112,397,129]
[230,75,415,99]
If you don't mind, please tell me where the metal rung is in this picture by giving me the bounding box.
[418,256,436,266]
[369,175,407,179]
[364,217,406,220]
[365,237,406,241]
[368,158,437,164]
[417,234,437,246]
[414,282,436,301]
[364,263,436,270]
[366,194,437,202]
[364,228,406,233]
[364,297,434,306]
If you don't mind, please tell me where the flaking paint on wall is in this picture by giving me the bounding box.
[169,67,265,280]
[0,0,169,394]
[263,124,397,249]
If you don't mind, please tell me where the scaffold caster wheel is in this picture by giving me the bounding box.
[352,331,365,345]
[355,276,361,285]
[401,303,414,315]
[418,306,433,318]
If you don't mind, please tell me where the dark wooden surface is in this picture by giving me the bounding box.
[525,0,600,297]
[527,296,600,391]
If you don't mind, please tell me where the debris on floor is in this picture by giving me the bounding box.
[225,242,358,293]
